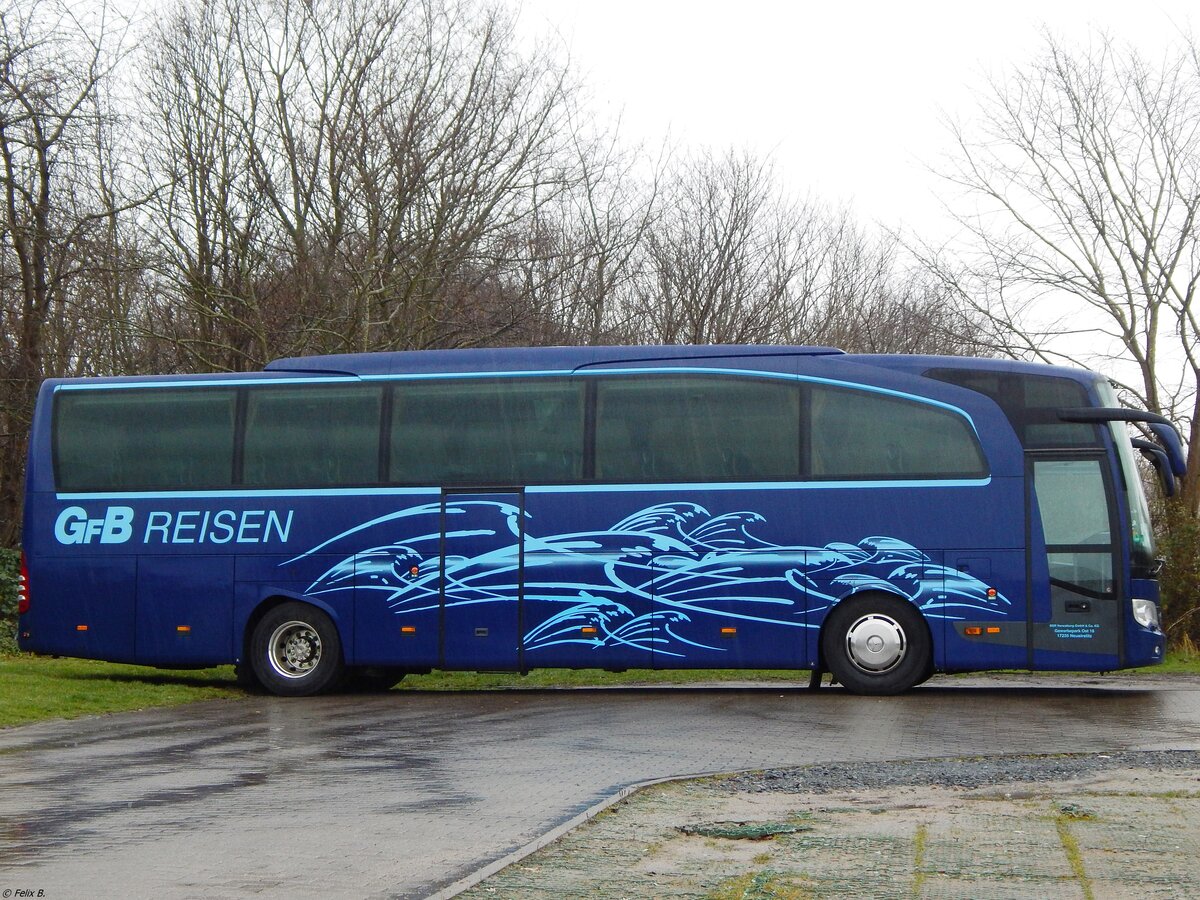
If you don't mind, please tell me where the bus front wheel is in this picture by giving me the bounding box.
[821,594,931,695]
[250,602,346,697]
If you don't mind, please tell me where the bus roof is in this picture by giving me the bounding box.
[264,345,1099,385]
[842,353,1101,384]
[264,344,846,376]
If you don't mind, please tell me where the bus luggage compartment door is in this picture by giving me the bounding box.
[440,491,525,671]
[36,555,137,663]
[136,556,235,665]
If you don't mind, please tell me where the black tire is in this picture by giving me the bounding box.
[913,659,937,687]
[234,662,262,692]
[821,593,932,695]
[345,667,407,692]
[250,602,346,697]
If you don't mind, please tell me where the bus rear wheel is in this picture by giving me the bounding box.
[250,602,345,697]
[821,594,931,695]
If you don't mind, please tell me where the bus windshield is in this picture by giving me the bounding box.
[1096,380,1156,568]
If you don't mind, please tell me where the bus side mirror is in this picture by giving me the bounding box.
[1132,438,1176,498]
[1057,407,1187,479]
[1147,422,1187,478]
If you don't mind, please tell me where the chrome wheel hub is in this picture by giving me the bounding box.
[268,621,322,679]
[844,613,906,673]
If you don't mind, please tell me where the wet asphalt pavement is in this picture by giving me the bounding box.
[2,676,1200,899]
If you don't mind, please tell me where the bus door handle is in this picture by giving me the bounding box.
[1065,601,1092,613]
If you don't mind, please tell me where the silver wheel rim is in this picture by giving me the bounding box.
[844,613,907,674]
[268,620,322,680]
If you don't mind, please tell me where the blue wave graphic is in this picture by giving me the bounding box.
[292,501,1010,657]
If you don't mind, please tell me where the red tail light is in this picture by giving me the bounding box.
[17,551,29,615]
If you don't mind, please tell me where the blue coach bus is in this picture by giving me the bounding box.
[16,345,1185,695]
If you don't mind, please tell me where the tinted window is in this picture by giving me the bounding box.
[55,388,236,491]
[927,369,1098,449]
[809,386,987,478]
[1033,459,1111,545]
[595,376,800,482]
[244,384,382,487]
[390,379,584,484]
[1034,458,1114,595]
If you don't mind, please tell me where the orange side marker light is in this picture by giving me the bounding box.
[76,624,89,632]
[401,625,417,634]
[176,626,192,633]
[964,626,982,636]
[986,626,1001,634]
[581,626,598,635]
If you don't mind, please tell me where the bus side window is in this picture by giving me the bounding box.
[595,375,800,483]
[242,385,382,488]
[808,385,986,480]
[55,389,236,491]
[391,379,584,486]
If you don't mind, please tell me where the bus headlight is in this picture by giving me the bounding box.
[1132,599,1160,629]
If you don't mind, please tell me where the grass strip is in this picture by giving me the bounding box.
[1055,812,1095,900]
[395,667,809,691]
[912,822,928,897]
[0,656,240,729]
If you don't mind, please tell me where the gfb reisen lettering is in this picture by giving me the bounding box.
[54,506,294,545]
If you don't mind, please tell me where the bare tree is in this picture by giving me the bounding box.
[622,148,985,353]
[0,0,134,544]
[503,124,663,346]
[138,0,276,372]
[922,32,1200,506]
[625,149,825,344]
[817,218,988,355]
[139,0,585,370]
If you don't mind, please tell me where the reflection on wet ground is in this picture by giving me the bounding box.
[2,676,1199,899]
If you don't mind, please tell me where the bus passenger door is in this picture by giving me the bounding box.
[440,491,524,671]
[1028,453,1122,670]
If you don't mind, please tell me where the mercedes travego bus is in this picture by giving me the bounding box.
[16,345,1185,695]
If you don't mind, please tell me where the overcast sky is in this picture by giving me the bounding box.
[520,1,1196,238]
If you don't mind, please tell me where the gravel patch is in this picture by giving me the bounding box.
[463,751,1200,898]
[721,749,1200,794]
